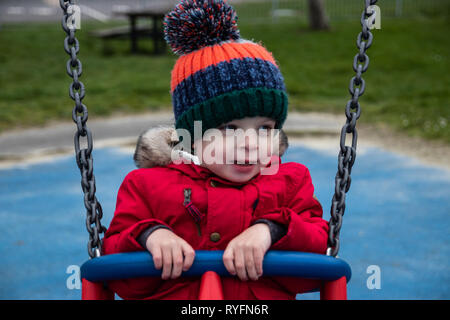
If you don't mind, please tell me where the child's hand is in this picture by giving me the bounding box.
[145,228,196,280]
[222,223,271,281]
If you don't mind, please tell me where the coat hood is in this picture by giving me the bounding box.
[134,125,289,169]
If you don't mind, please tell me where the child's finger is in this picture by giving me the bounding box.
[181,242,195,271]
[223,248,236,275]
[253,247,264,277]
[151,245,163,270]
[170,245,184,279]
[244,246,258,281]
[234,248,248,281]
[161,247,173,280]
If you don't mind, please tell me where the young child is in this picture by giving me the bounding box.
[103,0,329,300]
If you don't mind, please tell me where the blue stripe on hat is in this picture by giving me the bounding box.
[172,57,286,120]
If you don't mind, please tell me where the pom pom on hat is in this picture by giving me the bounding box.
[164,0,240,55]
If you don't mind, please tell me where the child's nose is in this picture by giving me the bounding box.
[239,131,258,151]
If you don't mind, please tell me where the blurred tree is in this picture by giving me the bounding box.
[308,0,330,30]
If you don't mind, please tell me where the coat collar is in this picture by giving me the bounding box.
[166,161,213,180]
[133,125,289,172]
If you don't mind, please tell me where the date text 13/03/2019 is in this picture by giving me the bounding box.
[180,304,269,317]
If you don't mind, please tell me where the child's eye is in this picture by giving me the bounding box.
[259,125,273,130]
[220,124,237,130]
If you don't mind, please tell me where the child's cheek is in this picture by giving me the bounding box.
[257,135,274,165]
[198,136,223,164]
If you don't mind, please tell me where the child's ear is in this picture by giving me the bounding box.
[276,129,289,157]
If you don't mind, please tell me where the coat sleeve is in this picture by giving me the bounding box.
[251,164,330,297]
[251,164,329,254]
[101,170,169,299]
[102,169,170,255]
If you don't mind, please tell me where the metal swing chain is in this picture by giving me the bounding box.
[60,0,107,259]
[327,0,378,257]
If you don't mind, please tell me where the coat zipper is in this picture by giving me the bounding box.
[183,188,202,236]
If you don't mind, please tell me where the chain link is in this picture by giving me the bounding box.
[60,0,106,259]
[327,0,378,257]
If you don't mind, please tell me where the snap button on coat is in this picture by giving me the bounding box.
[210,232,221,242]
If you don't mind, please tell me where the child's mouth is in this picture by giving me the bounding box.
[233,160,256,167]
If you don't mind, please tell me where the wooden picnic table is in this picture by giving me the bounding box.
[111,5,173,54]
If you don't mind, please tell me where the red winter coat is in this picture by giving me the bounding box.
[103,126,329,300]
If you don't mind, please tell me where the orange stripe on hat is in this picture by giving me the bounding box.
[170,41,278,93]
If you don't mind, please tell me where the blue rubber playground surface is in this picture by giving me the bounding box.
[0,143,449,300]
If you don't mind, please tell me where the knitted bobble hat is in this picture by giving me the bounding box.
[164,0,288,139]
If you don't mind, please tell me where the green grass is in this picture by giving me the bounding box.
[234,0,449,22]
[0,11,449,143]
[253,17,450,142]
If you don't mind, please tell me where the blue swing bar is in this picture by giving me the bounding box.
[80,251,351,300]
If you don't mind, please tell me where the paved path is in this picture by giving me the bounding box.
[1,110,449,171]
[0,111,342,164]
[0,0,174,23]
[0,0,251,23]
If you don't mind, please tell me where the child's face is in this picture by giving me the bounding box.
[193,116,278,183]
